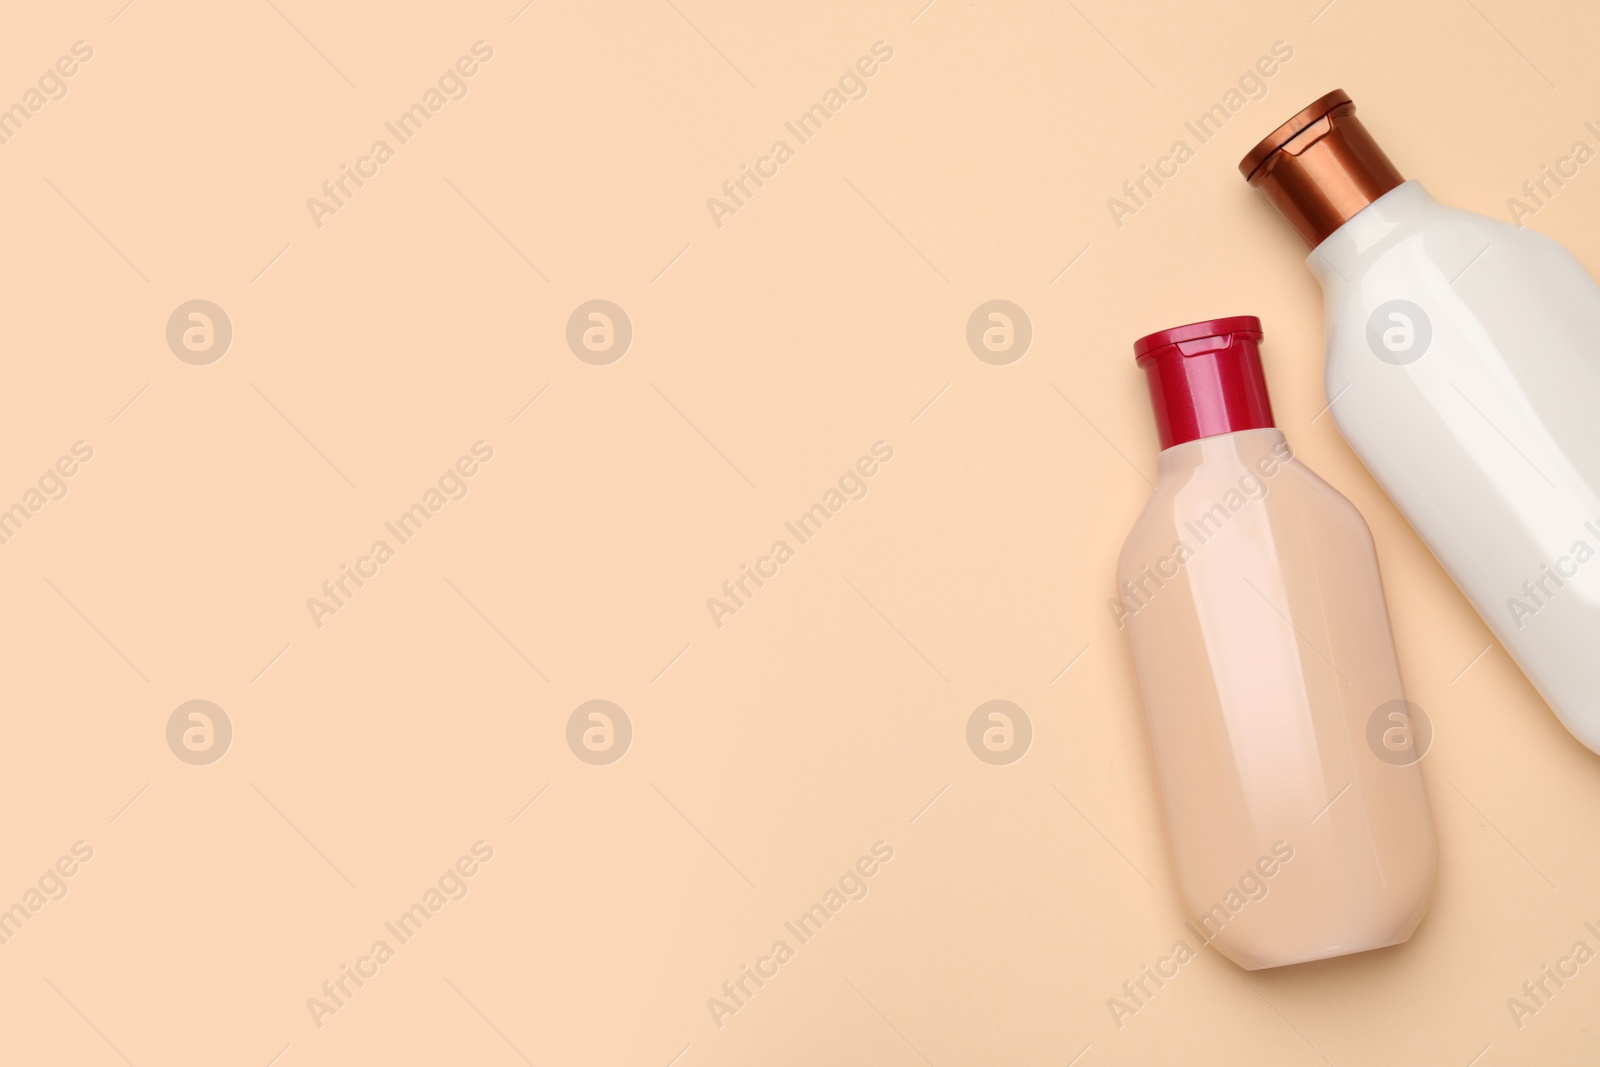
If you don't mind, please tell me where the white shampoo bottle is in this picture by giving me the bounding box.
[1242,91,1600,755]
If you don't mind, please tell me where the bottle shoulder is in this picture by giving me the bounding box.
[1318,207,1600,389]
[1120,434,1370,572]
[1319,199,1584,307]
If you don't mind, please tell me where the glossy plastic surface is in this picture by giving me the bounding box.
[1313,180,1600,754]
[1117,428,1437,969]
[1135,316,1275,449]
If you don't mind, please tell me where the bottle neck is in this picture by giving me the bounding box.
[1308,180,1438,287]
[1155,427,1288,479]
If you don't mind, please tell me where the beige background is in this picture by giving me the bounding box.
[1,0,1598,1064]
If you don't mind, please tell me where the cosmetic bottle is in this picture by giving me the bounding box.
[1116,316,1437,969]
[1242,90,1600,754]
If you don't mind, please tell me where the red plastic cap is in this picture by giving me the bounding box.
[1133,316,1275,450]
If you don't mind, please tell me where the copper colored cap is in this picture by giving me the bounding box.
[1239,90,1404,247]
